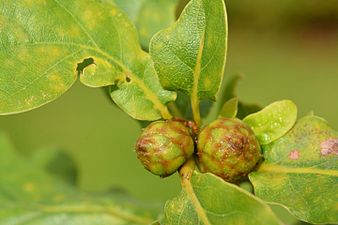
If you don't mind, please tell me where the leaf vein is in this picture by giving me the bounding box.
[9,49,82,97]
[52,0,99,48]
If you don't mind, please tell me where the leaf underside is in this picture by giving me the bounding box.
[249,115,338,224]
[0,0,175,120]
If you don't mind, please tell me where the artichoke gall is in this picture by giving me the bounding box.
[197,118,261,183]
[135,120,195,177]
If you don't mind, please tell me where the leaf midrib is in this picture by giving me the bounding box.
[182,177,211,225]
[190,33,205,125]
[258,163,338,177]
[53,0,99,48]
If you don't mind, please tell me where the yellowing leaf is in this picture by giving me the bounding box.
[0,0,175,120]
[250,115,338,224]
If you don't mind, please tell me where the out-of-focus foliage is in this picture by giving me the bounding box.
[226,0,338,30]
[114,0,179,50]
[0,132,161,225]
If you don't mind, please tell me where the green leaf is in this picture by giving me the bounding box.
[150,0,228,101]
[249,115,338,224]
[219,97,238,118]
[0,132,161,225]
[164,171,282,225]
[243,100,298,145]
[114,0,179,50]
[0,0,175,120]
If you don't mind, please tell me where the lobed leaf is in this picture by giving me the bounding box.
[164,171,282,225]
[243,100,298,145]
[0,132,161,225]
[150,0,228,101]
[249,115,338,224]
[114,0,179,50]
[0,0,175,120]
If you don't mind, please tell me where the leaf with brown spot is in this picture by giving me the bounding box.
[249,115,338,224]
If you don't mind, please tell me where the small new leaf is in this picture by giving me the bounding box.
[219,97,238,118]
[243,100,298,145]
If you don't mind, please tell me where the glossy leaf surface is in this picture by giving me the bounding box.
[243,100,298,145]
[250,115,338,224]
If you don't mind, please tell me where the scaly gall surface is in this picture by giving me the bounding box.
[197,118,261,183]
[135,120,195,177]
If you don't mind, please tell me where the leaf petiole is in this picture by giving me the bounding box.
[179,158,212,225]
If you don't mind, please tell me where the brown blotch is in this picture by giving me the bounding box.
[320,138,338,156]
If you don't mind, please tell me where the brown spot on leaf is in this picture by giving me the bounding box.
[289,150,300,160]
[320,138,338,156]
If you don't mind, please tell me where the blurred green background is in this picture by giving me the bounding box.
[0,0,337,224]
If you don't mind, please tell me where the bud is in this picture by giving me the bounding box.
[197,118,261,183]
[135,120,195,177]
